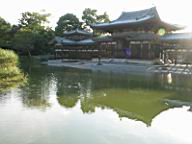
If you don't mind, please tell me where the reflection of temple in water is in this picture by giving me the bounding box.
[55,70,192,126]
[11,62,192,125]
[2,60,190,126]
[160,73,192,93]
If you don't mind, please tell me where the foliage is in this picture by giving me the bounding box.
[0,48,26,93]
[82,8,97,28]
[82,8,110,30]
[0,9,110,55]
[13,12,54,55]
[55,13,82,36]
[13,29,34,56]
[19,12,50,29]
[13,27,54,55]
[97,12,110,23]
[0,47,19,66]
[55,9,110,35]
[0,17,12,48]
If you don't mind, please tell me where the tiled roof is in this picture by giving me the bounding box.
[55,37,95,46]
[63,29,92,36]
[92,7,182,31]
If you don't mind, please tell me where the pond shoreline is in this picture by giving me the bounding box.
[43,59,152,75]
[43,59,192,75]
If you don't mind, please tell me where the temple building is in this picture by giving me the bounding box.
[92,7,184,60]
[54,29,97,59]
[160,33,192,64]
[53,7,192,64]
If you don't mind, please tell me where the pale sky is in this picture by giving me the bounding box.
[0,0,192,31]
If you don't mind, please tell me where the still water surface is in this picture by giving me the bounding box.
[0,60,192,144]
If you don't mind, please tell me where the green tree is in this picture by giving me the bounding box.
[97,12,110,23]
[0,17,12,48]
[82,8,110,30]
[32,28,54,55]
[10,25,21,36]
[13,12,54,56]
[13,28,34,56]
[55,13,82,36]
[82,8,97,29]
[19,12,50,30]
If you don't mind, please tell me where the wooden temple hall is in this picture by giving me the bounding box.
[54,29,98,59]
[54,7,192,63]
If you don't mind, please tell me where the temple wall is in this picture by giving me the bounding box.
[112,40,160,60]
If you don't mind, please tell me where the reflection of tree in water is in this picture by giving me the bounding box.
[80,97,96,113]
[56,70,192,125]
[56,70,93,110]
[19,63,52,110]
[0,71,25,93]
[56,70,81,108]
[79,79,96,113]
[58,96,78,108]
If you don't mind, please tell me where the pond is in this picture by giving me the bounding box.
[0,58,192,144]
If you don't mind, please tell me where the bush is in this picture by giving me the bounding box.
[0,48,26,93]
[0,48,19,67]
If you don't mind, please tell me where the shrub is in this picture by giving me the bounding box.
[0,48,19,67]
[0,48,26,93]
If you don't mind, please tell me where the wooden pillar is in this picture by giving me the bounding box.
[129,43,132,59]
[54,49,57,59]
[140,41,143,59]
[114,40,118,58]
[112,42,115,59]
[159,49,162,61]
[159,45,164,61]
[97,43,102,65]
[163,50,166,64]
[148,42,151,59]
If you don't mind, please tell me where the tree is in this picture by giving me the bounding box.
[0,17,12,48]
[55,14,82,36]
[32,28,54,55]
[82,8,97,29]
[13,12,54,56]
[82,8,110,30]
[13,27,54,56]
[10,25,21,36]
[97,12,110,23]
[19,12,50,30]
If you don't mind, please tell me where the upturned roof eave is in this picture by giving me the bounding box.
[92,16,154,29]
[92,7,183,32]
[160,33,192,42]
[92,19,182,32]
[160,21,184,31]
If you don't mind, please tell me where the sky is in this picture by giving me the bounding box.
[0,0,192,31]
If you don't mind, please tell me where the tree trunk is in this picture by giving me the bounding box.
[26,47,31,58]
